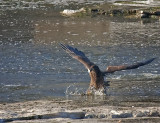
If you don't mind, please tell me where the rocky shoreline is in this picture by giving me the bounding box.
[60,1,160,19]
[1,0,160,19]
[1,99,160,123]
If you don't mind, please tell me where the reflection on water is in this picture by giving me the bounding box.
[0,8,160,105]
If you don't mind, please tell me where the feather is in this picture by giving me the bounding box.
[103,58,156,74]
[60,43,94,69]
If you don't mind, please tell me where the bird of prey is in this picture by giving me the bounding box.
[60,43,155,95]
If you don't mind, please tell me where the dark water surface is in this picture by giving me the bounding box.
[0,7,160,105]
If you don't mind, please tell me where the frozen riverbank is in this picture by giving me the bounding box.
[1,99,160,122]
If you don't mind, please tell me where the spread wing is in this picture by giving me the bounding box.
[60,43,94,70]
[103,58,156,74]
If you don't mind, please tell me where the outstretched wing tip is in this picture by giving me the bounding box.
[59,43,66,50]
[145,57,156,64]
[60,43,93,70]
[149,57,156,61]
[151,57,156,61]
[59,43,64,47]
[60,43,72,53]
[104,57,156,75]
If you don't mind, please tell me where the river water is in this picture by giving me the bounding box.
[0,2,160,105]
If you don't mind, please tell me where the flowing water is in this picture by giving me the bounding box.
[0,2,160,106]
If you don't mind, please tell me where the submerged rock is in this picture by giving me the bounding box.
[85,113,97,118]
[110,110,133,118]
[133,109,160,117]
[139,11,151,18]
[98,114,106,118]
[149,110,160,117]
[85,113,107,119]
[134,110,150,117]
[59,111,85,119]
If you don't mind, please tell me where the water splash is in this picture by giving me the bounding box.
[65,84,108,97]
[87,86,107,96]
[65,84,86,96]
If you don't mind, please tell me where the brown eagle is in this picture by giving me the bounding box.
[60,43,155,95]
